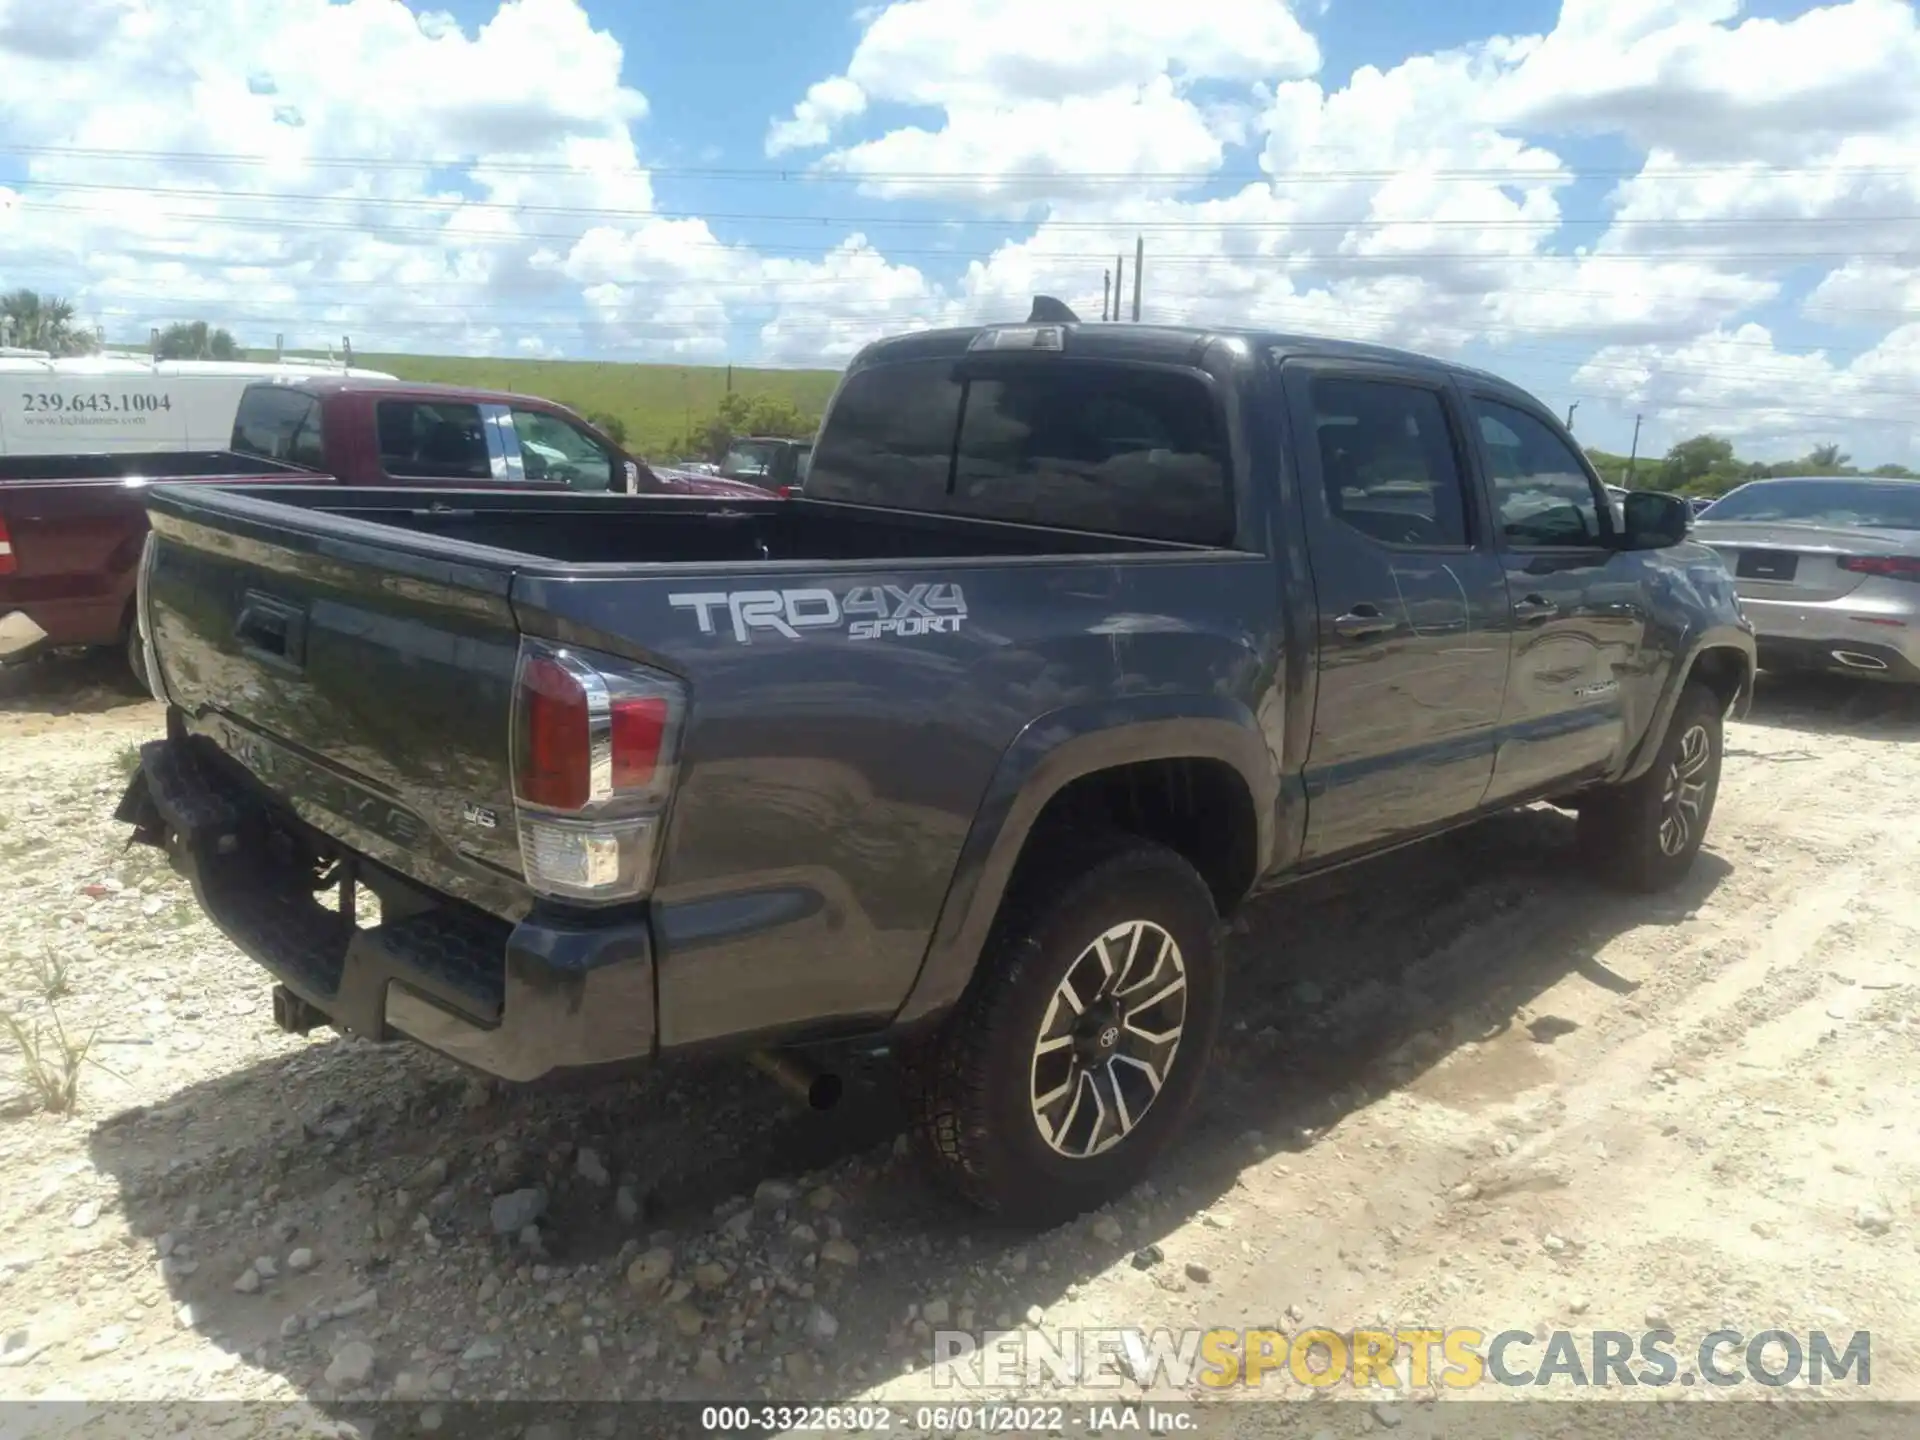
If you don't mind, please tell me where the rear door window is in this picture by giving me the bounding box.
[376,401,491,481]
[1307,377,1471,548]
[806,358,1232,544]
[231,386,324,470]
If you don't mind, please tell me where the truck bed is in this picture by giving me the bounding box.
[162,483,1194,567]
[0,450,312,483]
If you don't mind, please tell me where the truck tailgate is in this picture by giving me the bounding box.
[141,485,532,919]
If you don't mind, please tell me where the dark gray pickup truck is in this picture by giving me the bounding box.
[119,307,1755,1225]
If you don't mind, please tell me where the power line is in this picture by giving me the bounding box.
[19,198,1919,264]
[10,142,1920,185]
[13,175,1920,234]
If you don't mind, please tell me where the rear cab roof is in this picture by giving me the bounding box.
[844,320,1546,411]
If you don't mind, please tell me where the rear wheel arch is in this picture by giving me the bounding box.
[894,704,1276,1028]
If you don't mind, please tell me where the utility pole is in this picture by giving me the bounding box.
[1113,253,1124,321]
[1102,270,1111,322]
[1626,413,1643,485]
[1132,235,1143,322]
[726,364,733,396]
[1565,401,1579,431]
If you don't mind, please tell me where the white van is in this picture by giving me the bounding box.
[0,351,395,457]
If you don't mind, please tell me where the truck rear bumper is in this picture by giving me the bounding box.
[117,736,656,1081]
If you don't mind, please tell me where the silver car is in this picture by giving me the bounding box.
[1692,475,1920,682]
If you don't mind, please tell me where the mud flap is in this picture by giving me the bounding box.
[114,752,167,849]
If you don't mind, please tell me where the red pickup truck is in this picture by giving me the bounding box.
[0,376,771,688]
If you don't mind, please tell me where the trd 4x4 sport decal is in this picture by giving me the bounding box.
[668,583,967,644]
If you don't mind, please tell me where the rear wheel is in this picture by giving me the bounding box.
[123,622,152,698]
[1577,680,1723,892]
[908,833,1224,1226]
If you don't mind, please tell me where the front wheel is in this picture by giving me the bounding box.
[1577,680,1724,892]
[908,834,1224,1226]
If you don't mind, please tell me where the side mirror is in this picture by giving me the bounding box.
[1620,490,1691,549]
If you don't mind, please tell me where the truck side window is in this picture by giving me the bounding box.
[376,401,491,481]
[510,409,613,492]
[806,360,963,510]
[952,365,1231,546]
[232,387,324,470]
[1308,378,1469,548]
[1473,400,1606,547]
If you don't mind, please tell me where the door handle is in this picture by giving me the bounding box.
[1333,605,1399,640]
[1513,594,1558,624]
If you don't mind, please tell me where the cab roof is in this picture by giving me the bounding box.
[852,319,1535,407]
[265,374,569,411]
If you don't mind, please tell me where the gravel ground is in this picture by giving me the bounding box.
[2,650,1917,1426]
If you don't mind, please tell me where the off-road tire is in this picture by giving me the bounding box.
[1577,680,1724,892]
[906,831,1224,1227]
[123,622,153,698]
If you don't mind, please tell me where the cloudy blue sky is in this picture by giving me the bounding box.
[4,0,1920,462]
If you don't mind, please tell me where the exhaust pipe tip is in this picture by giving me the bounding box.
[1831,649,1889,671]
[749,1050,844,1111]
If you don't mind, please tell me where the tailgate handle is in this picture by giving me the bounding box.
[235,592,308,668]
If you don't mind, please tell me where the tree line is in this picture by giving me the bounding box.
[2,288,240,360]
[1586,434,1918,496]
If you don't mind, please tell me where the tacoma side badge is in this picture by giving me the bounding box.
[462,802,498,829]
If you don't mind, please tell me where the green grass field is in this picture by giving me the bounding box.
[313,354,842,460]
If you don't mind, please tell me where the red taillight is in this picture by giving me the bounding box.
[0,515,15,576]
[776,485,794,499]
[1838,555,1920,580]
[517,655,592,810]
[610,696,668,790]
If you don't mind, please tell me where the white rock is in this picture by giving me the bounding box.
[70,1200,103,1230]
[489,1187,547,1235]
[1091,1215,1124,1244]
[921,1298,951,1327]
[461,1336,502,1365]
[326,1340,376,1387]
[1855,1204,1894,1235]
[81,1326,126,1360]
[820,1238,860,1268]
[333,1289,379,1317]
[626,1245,676,1292]
[615,1187,641,1223]
[233,1268,262,1295]
[254,1255,278,1279]
[576,1149,610,1187]
[754,1179,800,1208]
[287,1248,316,1273]
[806,1306,840,1346]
